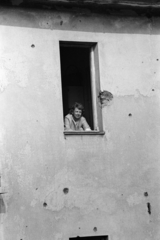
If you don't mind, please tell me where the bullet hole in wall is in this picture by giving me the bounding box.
[63,188,69,194]
[152,89,155,91]
[43,202,47,207]
[128,113,132,117]
[144,192,148,197]
[147,202,151,215]
[93,227,97,232]
[157,59,159,61]
[31,44,35,48]
[36,188,38,190]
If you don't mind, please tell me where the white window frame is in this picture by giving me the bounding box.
[59,41,104,135]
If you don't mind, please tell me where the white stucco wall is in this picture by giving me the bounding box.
[0,8,160,240]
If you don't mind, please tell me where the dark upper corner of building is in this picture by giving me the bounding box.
[2,0,160,17]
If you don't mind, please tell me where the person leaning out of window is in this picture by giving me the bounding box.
[64,102,91,131]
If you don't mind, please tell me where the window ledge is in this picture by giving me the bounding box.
[64,131,105,135]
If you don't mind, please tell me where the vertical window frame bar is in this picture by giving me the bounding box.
[90,47,99,131]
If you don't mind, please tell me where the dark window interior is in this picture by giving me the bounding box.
[59,43,93,130]
[70,236,108,240]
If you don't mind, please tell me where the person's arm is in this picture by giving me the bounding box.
[64,117,73,131]
[81,117,91,131]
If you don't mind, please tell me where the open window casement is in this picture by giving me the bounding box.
[59,41,104,135]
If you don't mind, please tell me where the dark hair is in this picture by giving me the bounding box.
[69,102,84,115]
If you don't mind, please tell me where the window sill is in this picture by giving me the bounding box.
[64,131,105,135]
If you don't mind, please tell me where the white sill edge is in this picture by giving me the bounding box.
[64,131,105,135]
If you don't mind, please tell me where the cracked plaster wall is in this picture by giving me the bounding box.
[0,7,160,240]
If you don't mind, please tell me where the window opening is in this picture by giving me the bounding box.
[59,41,103,133]
[70,236,108,240]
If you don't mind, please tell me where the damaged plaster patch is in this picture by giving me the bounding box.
[43,169,117,214]
[40,19,53,29]
[39,14,69,29]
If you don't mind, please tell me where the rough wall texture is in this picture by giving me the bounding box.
[7,0,160,7]
[0,7,160,240]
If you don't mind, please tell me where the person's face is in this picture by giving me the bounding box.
[73,107,82,120]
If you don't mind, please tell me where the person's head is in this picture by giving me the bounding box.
[70,102,84,120]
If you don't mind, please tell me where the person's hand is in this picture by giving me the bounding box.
[85,128,91,131]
